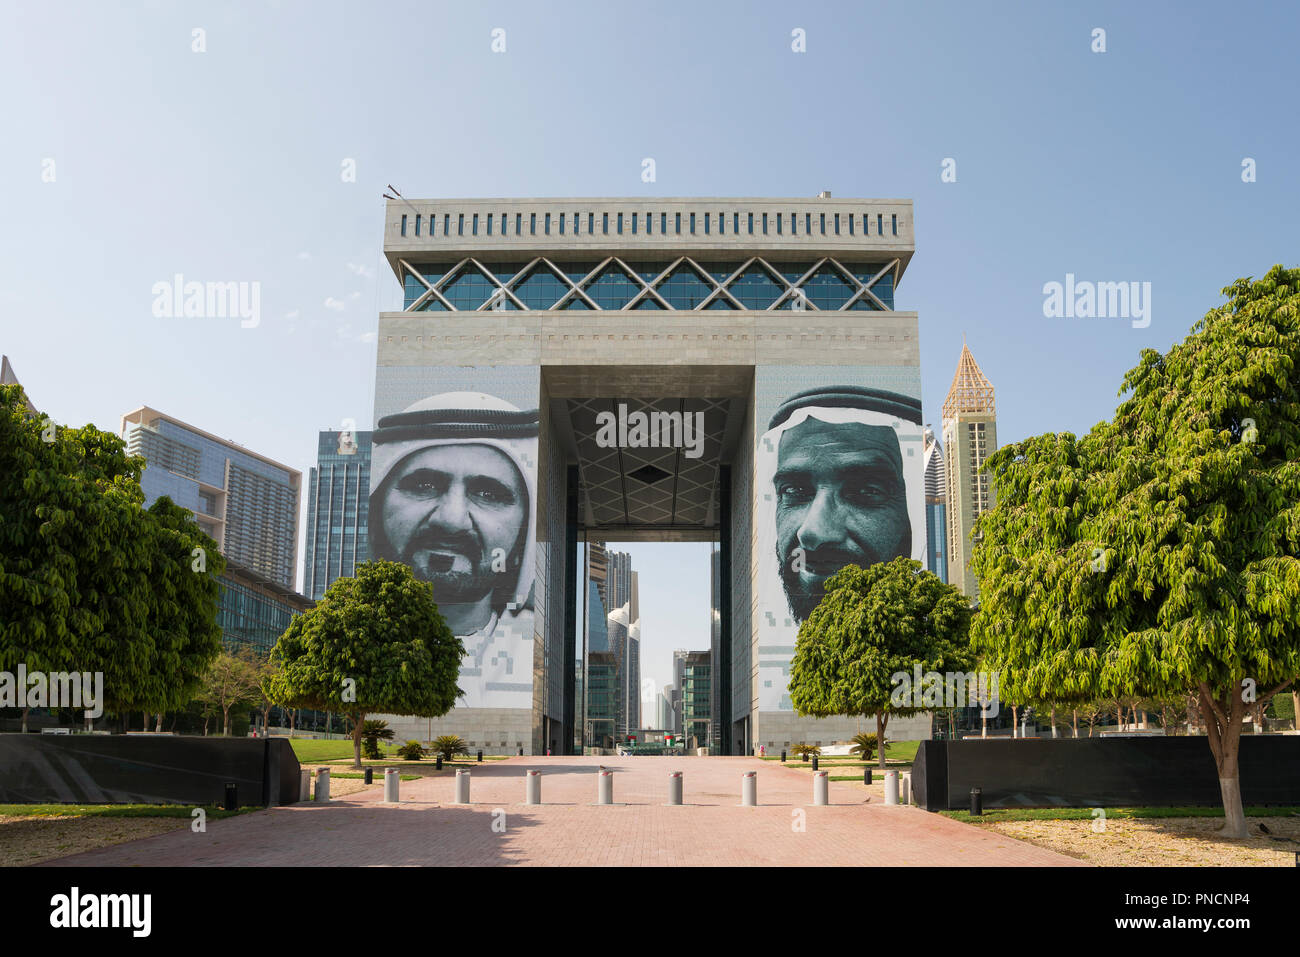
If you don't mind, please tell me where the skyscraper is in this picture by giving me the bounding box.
[1,355,37,412]
[303,428,372,600]
[922,425,948,583]
[121,407,301,590]
[941,343,997,597]
[604,550,640,736]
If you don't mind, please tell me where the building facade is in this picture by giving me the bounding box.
[941,343,997,597]
[216,560,313,655]
[303,428,372,600]
[922,425,948,583]
[369,195,932,753]
[121,407,301,591]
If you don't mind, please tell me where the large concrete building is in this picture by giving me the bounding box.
[941,343,997,596]
[370,195,931,753]
[121,407,301,591]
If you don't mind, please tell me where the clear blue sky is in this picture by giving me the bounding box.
[3,1,1295,706]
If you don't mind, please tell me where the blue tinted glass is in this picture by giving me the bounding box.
[727,264,784,308]
[584,264,639,309]
[400,215,407,237]
[635,298,664,310]
[404,267,446,308]
[513,264,567,309]
[441,264,495,310]
[800,265,855,309]
[656,264,713,309]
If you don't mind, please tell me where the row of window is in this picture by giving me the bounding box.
[404,258,895,312]
[399,209,902,240]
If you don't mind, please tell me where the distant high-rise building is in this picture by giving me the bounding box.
[121,407,300,590]
[941,343,997,597]
[303,428,372,600]
[922,425,948,583]
[674,650,712,749]
[604,549,640,736]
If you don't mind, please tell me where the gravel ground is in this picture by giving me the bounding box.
[0,815,188,866]
[980,816,1300,866]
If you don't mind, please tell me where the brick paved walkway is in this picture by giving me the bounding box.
[47,756,1082,866]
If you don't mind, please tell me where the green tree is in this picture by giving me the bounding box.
[787,558,974,769]
[0,387,224,723]
[267,560,463,768]
[971,265,1300,838]
[199,646,263,736]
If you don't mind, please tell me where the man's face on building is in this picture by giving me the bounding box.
[379,443,527,603]
[773,417,910,621]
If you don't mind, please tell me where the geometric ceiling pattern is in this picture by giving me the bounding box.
[565,397,730,529]
[400,255,899,313]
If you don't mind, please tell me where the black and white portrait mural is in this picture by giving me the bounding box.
[369,389,538,710]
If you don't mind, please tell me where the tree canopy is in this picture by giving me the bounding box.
[0,385,224,719]
[971,264,1300,836]
[787,557,974,767]
[266,559,464,767]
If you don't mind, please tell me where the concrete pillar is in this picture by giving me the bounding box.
[741,770,757,807]
[813,770,829,806]
[596,769,613,805]
[667,771,683,806]
[314,768,330,803]
[900,771,911,805]
[454,769,470,804]
[384,768,399,802]
[299,769,311,802]
[525,769,541,805]
[884,769,899,805]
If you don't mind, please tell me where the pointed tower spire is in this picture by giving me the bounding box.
[942,342,995,420]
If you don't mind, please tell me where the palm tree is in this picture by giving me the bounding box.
[431,734,470,762]
[849,732,877,762]
[361,719,395,759]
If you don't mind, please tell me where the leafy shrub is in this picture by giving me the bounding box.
[849,733,878,761]
[431,734,470,762]
[790,743,821,759]
[362,719,394,759]
[397,740,426,761]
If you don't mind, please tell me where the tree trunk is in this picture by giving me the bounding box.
[876,713,888,769]
[155,713,163,733]
[1199,682,1249,839]
[1010,705,1018,738]
[222,705,232,737]
[20,707,29,734]
[352,712,367,769]
[289,709,296,738]
[1072,709,1078,738]
[1050,706,1058,738]
[1294,691,1299,732]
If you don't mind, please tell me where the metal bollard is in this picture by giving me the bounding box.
[970,787,982,816]
[436,754,443,771]
[518,747,524,756]
[454,769,471,804]
[384,768,399,802]
[525,769,541,805]
[813,770,829,806]
[597,769,613,805]
[300,768,311,802]
[884,769,899,806]
[781,750,786,763]
[364,767,373,785]
[477,750,483,763]
[667,771,683,806]
[901,772,911,806]
[741,770,757,807]
[864,766,872,785]
[315,767,330,803]
[812,755,819,771]
[224,782,238,811]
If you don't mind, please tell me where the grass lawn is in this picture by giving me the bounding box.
[0,803,256,819]
[941,806,1300,823]
[761,740,920,766]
